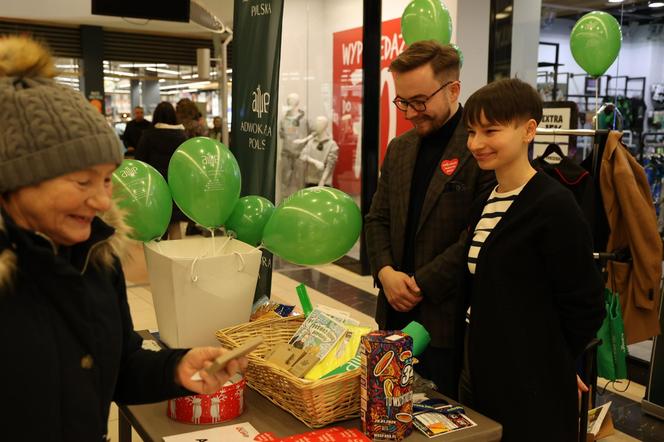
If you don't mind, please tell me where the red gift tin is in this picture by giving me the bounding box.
[166,374,246,424]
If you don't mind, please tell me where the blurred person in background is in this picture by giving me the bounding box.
[176,98,208,139]
[135,101,188,239]
[122,105,152,156]
[209,116,223,141]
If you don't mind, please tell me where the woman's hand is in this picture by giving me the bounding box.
[176,347,248,394]
[577,374,589,404]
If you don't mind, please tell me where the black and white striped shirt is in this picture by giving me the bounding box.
[467,183,526,274]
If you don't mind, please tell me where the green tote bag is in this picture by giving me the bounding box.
[597,288,628,381]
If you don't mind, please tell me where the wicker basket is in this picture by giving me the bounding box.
[216,315,361,428]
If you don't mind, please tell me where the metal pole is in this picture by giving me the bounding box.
[553,43,559,101]
[360,0,381,275]
[213,32,233,146]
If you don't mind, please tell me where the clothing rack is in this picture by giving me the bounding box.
[536,128,611,442]
[535,128,609,179]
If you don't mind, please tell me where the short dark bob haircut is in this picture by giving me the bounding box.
[152,101,178,125]
[463,78,543,128]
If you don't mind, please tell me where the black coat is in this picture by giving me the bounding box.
[135,126,187,180]
[122,119,153,149]
[135,126,188,222]
[464,172,604,442]
[0,208,189,441]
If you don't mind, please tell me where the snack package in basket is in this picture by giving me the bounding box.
[305,325,371,380]
[251,296,296,321]
[287,308,347,361]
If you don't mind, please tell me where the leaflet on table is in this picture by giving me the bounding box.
[162,422,258,441]
[413,405,477,438]
[288,308,347,361]
[587,401,613,438]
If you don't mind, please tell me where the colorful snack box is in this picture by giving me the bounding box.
[360,331,414,441]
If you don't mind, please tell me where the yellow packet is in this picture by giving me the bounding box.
[304,324,371,380]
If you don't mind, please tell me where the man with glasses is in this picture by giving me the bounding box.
[365,40,494,399]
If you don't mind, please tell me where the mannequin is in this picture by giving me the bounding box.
[298,116,339,187]
[279,93,308,196]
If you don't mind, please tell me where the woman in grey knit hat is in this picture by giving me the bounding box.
[0,36,247,441]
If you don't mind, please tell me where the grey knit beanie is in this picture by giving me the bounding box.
[0,36,123,193]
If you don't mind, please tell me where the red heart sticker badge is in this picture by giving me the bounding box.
[440,158,459,176]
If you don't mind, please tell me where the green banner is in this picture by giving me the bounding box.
[231,0,284,301]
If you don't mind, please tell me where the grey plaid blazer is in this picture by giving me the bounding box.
[365,119,495,347]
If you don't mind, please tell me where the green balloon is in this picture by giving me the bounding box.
[225,196,275,246]
[112,160,172,242]
[168,137,241,229]
[570,11,621,77]
[401,0,453,46]
[262,187,362,266]
[451,43,463,67]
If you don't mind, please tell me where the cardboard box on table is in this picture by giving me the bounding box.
[144,236,261,348]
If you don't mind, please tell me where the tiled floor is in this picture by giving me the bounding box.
[114,239,660,441]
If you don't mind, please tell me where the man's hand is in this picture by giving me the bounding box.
[378,266,422,312]
[176,347,248,394]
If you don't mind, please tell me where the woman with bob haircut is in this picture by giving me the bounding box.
[459,78,604,441]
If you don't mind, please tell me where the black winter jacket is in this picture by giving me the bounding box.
[135,126,187,180]
[463,172,604,442]
[135,126,188,223]
[0,207,188,441]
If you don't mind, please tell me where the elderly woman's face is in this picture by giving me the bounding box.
[5,163,117,246]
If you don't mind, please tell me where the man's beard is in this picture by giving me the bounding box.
[412,112,447,136]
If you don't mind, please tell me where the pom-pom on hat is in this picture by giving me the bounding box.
[0,36,123,193]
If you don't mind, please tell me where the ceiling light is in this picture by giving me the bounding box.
[650,1,664,7]
[103,69,137,77]
[159,81,211,91]
[608,0,624,3]
[118,63,169,68]
[145,67,181,75]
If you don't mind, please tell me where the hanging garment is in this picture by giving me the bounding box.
[600,131,662,344]
[532,156,597,245]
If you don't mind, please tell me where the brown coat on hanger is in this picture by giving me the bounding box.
[601,131,662,344]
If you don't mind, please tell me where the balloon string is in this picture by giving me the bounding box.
[215,235,233,255]
[595,83,599,131]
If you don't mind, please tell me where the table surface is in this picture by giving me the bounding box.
[120,330,501,441]
[120,386,502,441]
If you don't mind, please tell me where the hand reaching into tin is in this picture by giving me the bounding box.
[176,347,248,394]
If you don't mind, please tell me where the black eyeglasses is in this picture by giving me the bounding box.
[392,81,455,112]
